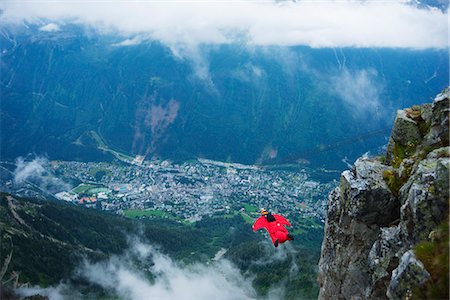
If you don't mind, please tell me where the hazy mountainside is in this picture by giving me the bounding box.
[0,192,324,299]
[1,25,448,168]
[318,88,449,299]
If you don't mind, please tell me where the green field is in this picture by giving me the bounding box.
[89,188,110,194]
[72,184,98,194]
[240,212,254,224]
[292,216,323,235]
[124,209,171,219]
[243,203,258,213]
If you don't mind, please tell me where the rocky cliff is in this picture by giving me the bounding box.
[318,88,449,299]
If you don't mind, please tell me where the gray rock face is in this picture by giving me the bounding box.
[367,227,402,299]
[318,88,449,300]
[399,154,449,245]
[387,251,430,300]
[420,103,433,124]
[391,110,422,146]
[398,158,414,179]
[385,108,425,165]
[318,159,393,299]
[340,159,399,227]
[426,146,449,160]
[425,87,449,147]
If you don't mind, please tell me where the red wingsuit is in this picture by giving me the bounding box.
[252,214,293,246]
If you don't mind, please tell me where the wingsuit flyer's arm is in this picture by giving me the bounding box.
[252,216,268,231]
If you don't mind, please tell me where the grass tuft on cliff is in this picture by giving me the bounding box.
[413,218,449,300]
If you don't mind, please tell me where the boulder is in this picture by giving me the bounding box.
[387,250,430,300]
[390,110,422,146]
[386,110,422,165]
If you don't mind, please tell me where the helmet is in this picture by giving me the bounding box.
[261,208,268,216]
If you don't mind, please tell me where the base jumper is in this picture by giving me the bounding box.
[252,209,294,247]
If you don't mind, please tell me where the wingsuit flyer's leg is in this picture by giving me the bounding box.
[274,228,294,246]
[275,231,288,244]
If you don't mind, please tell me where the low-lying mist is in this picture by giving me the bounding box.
[17,238,303,300]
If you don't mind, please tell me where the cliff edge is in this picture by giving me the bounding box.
[318,88,449,299]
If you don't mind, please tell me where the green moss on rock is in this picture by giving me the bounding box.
[392,142,418,168]
[382,169,406,197]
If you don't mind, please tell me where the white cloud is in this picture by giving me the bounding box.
[112,36,143,47]
[232,63,266,82]
[13,156,46,184]
[39,23,60,32]
[0,0,447,49]
[13,156,72,194]
[331,68,385,118]
[17,284,77,300]
[79,242,257,300]
[18,241,258,300]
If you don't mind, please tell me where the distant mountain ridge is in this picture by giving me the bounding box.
[1,25,448,168]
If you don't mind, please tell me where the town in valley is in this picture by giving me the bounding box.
[2,158,338,224]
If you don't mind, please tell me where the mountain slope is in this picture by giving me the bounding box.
[1,25,448,167]
[0,193,132,285]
